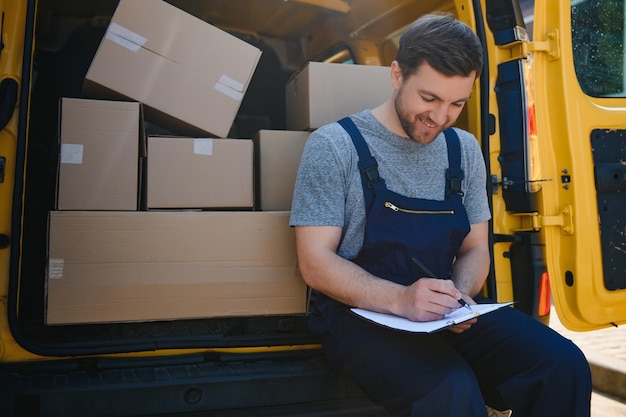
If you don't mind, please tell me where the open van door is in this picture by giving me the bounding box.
[533,0,626,330]
[1,0,27,354]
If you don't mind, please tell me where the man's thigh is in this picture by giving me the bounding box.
[441,298,591,413]
[318,307,488,416]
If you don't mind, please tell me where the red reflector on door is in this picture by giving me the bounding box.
[538,272,551,317]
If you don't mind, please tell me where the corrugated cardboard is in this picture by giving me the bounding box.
[84,0,262,138]
[253,130,310,211]
[285,62,393,131]
[146,137,253,209]
[57,98,140,211]
[46,211,303,325]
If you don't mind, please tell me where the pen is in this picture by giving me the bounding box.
[411,257,474,312]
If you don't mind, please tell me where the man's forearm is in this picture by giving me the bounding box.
[300,248,406,314]
[449,245,490,297]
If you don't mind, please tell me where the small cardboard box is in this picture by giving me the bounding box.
[46,211,304,325]
[285,62,393,131]
[146,137,254,209]
[57,98,140,211]
[84,0,261,138]
[253,130,310,211]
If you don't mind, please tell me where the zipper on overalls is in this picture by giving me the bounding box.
[384,201,455,215]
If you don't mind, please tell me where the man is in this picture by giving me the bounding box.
[290,13,592,417]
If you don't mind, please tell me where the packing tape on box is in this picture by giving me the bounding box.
[214,75,245,101]
[106,22,147,53]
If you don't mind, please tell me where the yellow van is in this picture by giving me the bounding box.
[0,0,624,415]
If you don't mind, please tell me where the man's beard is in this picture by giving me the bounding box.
[394,90,444,145]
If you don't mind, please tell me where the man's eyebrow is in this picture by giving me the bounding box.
[418,88,471,103]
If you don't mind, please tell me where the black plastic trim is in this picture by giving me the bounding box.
[508,232,545,320]
[591,129,626,290]
[486,0,527,45]
[0,78,18,131]
[474,0,498,300]
[494,59,538,212]
[0,351,385,417]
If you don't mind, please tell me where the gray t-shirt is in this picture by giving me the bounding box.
[289,110,491,260]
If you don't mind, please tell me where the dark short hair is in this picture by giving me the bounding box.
[396,14,483,80]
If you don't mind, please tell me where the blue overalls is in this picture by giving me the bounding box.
[308,117,592,417]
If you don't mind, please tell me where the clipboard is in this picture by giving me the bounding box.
[351,302,514,333]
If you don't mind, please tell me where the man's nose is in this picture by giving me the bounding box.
[429,104,448,125]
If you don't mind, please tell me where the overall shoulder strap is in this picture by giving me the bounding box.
[443,128,464,200]
[337,117,384,212]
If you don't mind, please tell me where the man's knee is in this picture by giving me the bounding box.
[379,360,487,417]
[541,336,591,382]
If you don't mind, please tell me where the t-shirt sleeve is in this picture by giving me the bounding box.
[289,125,352,227]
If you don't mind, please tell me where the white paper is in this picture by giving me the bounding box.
[351,302,514,333]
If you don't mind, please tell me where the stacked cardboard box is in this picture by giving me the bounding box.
[56,98,141,211]
[253,130,310,211]
[46,211,303,324]
[83,0,261,138]
[286,61,393,131]
[145,137,254,209]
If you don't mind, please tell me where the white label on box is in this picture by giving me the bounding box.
[106,22,147,53]
[194,139,214,156]
[60,144,84,164]
[48,259,64,280]
[214,75,244,101]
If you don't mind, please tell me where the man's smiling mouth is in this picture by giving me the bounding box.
[418,116,436,128]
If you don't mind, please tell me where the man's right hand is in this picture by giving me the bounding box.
[396,278,463,322]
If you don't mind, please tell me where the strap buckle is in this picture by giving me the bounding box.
[359,157,380,188]
[446,168,465,197]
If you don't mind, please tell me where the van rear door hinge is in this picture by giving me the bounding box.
[499,29,560,62]
[510,205,573,234]
[528,29,560,60]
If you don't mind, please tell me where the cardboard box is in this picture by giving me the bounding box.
[146,137,253,209]
[254,130,310,211]
[57,98,140,211]
[46,211,304,325]
[285,62,393,131]
[84,0,262,138]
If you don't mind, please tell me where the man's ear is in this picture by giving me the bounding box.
[390,60,403,90]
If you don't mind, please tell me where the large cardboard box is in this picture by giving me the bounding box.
[46,211,303,325]
[57,98,140,211]
[253,130,310,211]
[285,62,393,131]
[84,0,261,138]
[146,137,253,209]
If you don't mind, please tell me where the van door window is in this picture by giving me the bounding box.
[572,0,626,97]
